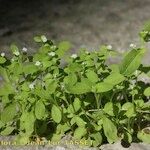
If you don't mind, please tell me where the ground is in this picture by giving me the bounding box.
[0,0,150,63]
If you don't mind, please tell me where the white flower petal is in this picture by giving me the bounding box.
[107,45,112,50]
[1,52,5,57]
[71,54,77,59]
[51,45,57,49]
[48,52,55,56]
[22,47,27,52]
[35,61,41,66]
[41,35,47,43]
[129,43,136,49]
[29,83,34,89]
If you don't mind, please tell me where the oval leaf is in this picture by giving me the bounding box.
[119,48,145,76]
[0,127,14,136]
[1,103,17,123]
[93,82,113,93]
[35,101,45,120]
[102,117,118,143]
[51,105,62,123]
[104,72,125,85]
[144,87,150,96]
[74,127,87,140]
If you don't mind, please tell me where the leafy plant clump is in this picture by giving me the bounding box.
[0,26,150,147]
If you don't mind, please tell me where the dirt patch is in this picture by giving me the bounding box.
[0,0,150,62]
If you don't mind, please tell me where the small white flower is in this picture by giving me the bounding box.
[51,45,57,49]
[129,43,136,49]
[13,51,20,56]
[48,52,55,56]
[85,51,89,54]
[22,47,27,52]
[1,52,5,57]
[82,62,86,65]
[35,61,41,66]
[71,54,77,59]
[41,35,47,43]
[107,45,112,50]
[29,83,34,90]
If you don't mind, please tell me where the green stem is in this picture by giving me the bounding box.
[123,91,128,102]
[94,93,100,109]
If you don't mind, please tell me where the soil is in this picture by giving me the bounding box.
[0,0,150,63]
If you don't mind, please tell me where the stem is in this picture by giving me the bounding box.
[110,92,115,102]
[94,93,100,109]
[137,110,150,114]
[88,109,99,112]
[81,108,92,122]
[123,91,128,102]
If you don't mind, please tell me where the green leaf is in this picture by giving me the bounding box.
[109,64,120,73]
[10,62,23,76]
[1,103,17,123]
[103,102,114,116]
[93,82,113,93]
[71,116,86,127]
[144,87,150,96]
[51,133,62,142]
[0,57,6,64]
[56,41,71,57]
[0,83,14,96]
[134,99,144,108]
[35,101,46,120]
[67,104,75,114]
[15,134,30,145]
[123,131,132,143]
[86,70,99,83]
[137,131,150,144]
[56,123,70,134]
[0,66,9,82]
[119,48,145,76]
[20,111,35,135]
[64,73,77,86]
[0,121,5,129]
[122,102,136,118]
[140,21,150,42]
[73,98,81,112]
[66,79,92,94]
[66,63,82,73]
[74,127,87,140]
[92,122,102,131]
[102,117,118,143]
[23,63,38,74]
[104,72,125,85]
[34,36,42,43]
[0,126,15,136]
[90,132,102,147]
[10,44,19,53]
[51,105,62,123]
[45,79,57,94]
